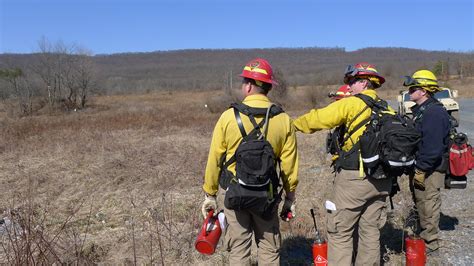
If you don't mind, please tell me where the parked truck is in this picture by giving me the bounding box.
[397,87,460,120]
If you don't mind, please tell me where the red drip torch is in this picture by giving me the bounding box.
[195,210,222,255]
[310,208,328,265]
[405,235,426,266]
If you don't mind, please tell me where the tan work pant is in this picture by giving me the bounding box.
[223,206,281,266]
[326,170,391,266]
[410,171,444,250]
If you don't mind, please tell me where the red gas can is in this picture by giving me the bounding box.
[195,210,222,255]
[310,208,328,265]
[405,236,426,266]
[312,240,328,265]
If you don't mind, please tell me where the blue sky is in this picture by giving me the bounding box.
[1,0,473,55]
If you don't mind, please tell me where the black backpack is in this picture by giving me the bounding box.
[219,102,284,220]
[341,94,421,178]
[326,125,346,155]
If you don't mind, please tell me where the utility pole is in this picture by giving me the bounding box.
[230,69,233,90]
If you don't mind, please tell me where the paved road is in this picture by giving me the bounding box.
[442,99,474,265]
[457,99,474,136]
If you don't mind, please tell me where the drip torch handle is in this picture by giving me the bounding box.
[207,209,214,219]
[205,210,215,235]
[310,208,318,232]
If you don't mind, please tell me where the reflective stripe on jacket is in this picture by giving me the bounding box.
[202,94,299,196]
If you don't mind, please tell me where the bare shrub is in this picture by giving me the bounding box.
[112,192,204,265]
[271,68,288,105]
[0,197,97,265]
[305,85,332,108]
[206,88,237,114]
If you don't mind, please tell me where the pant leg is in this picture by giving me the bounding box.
[355,196,386,266]
[251,211,281,266]
[413,171,443,250]
[224,206,253,266]
[327,208,361,265]
[327,170,391,265]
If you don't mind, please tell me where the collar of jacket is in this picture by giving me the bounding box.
[358,89,377,99]
[411,96,438,115]
[242,94,270,105]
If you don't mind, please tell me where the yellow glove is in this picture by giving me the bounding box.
[413,168,426,191]
[201,194,217,218]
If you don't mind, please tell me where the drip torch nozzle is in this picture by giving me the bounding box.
[310,208,324,243]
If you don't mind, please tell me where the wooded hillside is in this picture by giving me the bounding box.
[1,47,474,95]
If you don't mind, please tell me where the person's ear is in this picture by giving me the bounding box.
[244,83,252,93]
[362,79,369,88]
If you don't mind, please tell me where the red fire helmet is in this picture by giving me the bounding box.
[343,62,385,88]
[333,85,351,100]
[240,58,278,85]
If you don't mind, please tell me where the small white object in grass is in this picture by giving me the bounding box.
[204,104,208,108]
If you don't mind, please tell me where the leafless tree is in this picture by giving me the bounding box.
[32,37,72,108]
[31,37,95,110]
[61,48,95,109]
[454,60,474,79]
[75,50,95,108]
[0,68,34,115]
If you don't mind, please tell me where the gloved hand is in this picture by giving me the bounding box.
[413,168,426,191]
[280,192,296,222]
[201,194,217,218]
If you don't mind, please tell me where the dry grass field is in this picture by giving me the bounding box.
[0,80,472,264]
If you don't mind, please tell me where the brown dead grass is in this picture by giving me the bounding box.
[0,79,472,264]
[0,89,220,264]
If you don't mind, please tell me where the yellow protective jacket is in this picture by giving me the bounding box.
[294,89,384,153]
[203,94,299,196]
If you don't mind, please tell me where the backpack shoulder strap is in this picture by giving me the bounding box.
[223,103,280,169]
[268,104,284,117]
[230,102,284,118]
[355,94,388,111]
[341,94,386,145]
[230,102,284,138]
[342,109,370,145]
[231,103,261,135]
[233,107,247,138]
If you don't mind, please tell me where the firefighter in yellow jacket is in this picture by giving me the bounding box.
[201,58,299,265]
[294,63,392,265]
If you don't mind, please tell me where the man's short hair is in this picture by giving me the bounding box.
[365,78,375,89]
[243,78,272,94]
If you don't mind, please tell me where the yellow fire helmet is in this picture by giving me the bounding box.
[403,70,441,93]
